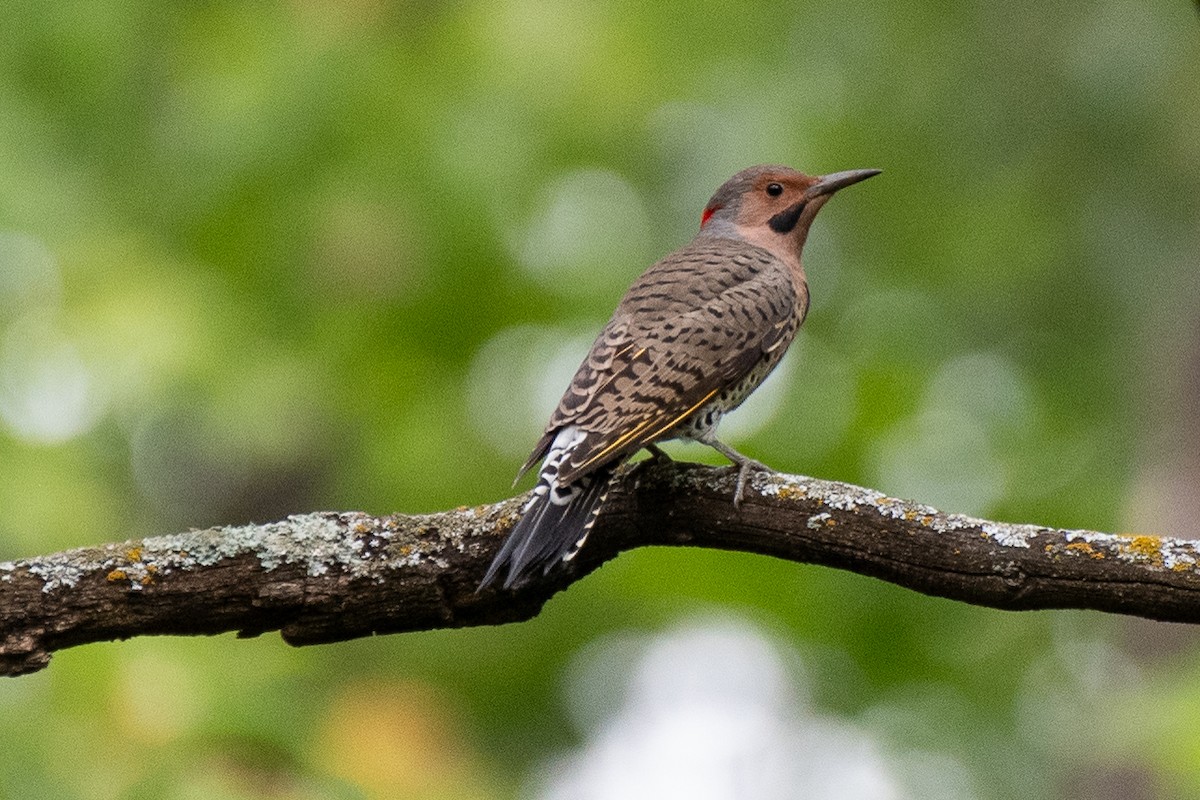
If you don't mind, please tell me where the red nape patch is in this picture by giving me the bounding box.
[700,205,721,227]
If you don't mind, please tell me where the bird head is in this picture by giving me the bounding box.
[699,164,880,258]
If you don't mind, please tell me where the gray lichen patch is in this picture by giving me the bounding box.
[142,511,470,581]
[1053,530,1200,572]
[408,501,517,553]
[2,509,488,595]
[141,512,375,577]
[1159,544,1198,571]
[752,470,1173,558]
[806,512,834,530]
[25,552,93,593]
[756,471,935,518]
[977,521,1038,549]
[757,470,1195,572]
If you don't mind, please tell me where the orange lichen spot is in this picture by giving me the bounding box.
[107,569,128,582]
[1125,535,1163,564]
[354,521,373,534]
[1065,541,1105,560]
[397,545,413,557]
[920,516,933,527]
[126,547,142,562]
[1173,562,1194,572]
[775,485,807,501]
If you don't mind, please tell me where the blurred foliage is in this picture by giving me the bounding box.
[1,1,1199,798]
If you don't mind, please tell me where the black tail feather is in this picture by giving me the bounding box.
[479,465,614,590]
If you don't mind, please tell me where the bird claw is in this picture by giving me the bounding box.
[701,436,772,508]
[732,458,770,508]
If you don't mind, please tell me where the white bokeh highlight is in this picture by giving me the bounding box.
[514,169,652,296]
[0,234,102,444]
[0,232,62,311]
[870,351,1035,515]
[539,616,970,800]
[712,353,795,443]
[467,324,596,460]
[0,315,102,444]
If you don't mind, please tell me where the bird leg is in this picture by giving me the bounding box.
[629,443,674,481]
[644,443,674,463]
[702,438,772,507]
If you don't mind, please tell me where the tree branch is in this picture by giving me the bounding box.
[1,462,1192,677]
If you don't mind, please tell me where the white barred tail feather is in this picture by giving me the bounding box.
[479,427,615,590]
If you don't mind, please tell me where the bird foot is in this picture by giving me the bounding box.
[701,437,771,507]
[732,458,771,507]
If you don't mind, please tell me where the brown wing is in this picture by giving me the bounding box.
[523,238,803,484]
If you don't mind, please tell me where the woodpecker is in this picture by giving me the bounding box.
[480,164,880,590]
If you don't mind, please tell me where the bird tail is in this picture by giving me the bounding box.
[479,427,614,590]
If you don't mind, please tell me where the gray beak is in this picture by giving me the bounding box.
[805,168,882,200]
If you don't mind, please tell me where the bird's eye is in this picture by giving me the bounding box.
[766,182,784,197]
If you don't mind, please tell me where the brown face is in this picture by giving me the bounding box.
[699,165,880,250]
[733,170,821,236]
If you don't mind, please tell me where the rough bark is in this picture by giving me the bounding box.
[1,462,1194,677]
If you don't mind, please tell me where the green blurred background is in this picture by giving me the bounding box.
[2,1,1199,798]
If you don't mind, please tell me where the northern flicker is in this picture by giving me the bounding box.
[480,164,880,590]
